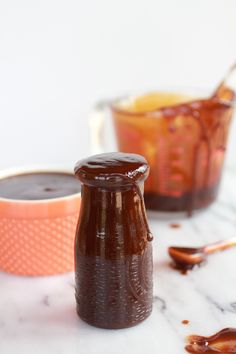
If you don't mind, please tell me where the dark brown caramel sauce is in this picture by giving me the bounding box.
[74,152,149,185]
[169,261,199,275]
[169,246,205,274]
[169,237,236,274]
[144,185,219,215]
[185,328,236,353]
[0,172,80,200]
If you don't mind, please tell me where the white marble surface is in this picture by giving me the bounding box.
[0,168,236,354]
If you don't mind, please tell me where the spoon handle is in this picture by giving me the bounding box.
[204,237,236,255]
[213,63,236,102]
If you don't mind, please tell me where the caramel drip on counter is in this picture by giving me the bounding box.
[185,328,236,353]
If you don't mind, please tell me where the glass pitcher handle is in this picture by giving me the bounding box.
[89,100,109,154]
[89,99,117,154]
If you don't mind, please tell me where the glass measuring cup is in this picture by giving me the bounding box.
[90,88,235,215]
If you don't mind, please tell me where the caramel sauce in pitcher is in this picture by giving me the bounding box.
[74,153,153,329]
[112,90,235,214]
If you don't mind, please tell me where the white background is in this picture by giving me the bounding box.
[0,0,236,170]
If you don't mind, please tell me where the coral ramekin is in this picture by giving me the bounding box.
[0,166,81,276]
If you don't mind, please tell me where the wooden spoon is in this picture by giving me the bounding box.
[168,237,236,273]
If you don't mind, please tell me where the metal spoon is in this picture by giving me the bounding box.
[168,237,236,273]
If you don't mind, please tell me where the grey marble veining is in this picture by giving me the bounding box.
[0,169,236,354]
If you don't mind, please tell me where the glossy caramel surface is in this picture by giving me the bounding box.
[75,152,149,186]
[0,172,80,200]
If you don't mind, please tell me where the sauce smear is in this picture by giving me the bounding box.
[185,328,236,353]
[170,223,181,229]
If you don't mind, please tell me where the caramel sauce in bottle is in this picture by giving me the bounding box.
[74,152,153,329]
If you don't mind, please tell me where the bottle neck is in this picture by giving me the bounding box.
[80,182,144,214]
[78,182,152,257]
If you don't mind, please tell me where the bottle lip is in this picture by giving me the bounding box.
[74,152,149,186]
[76,171,148,188]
